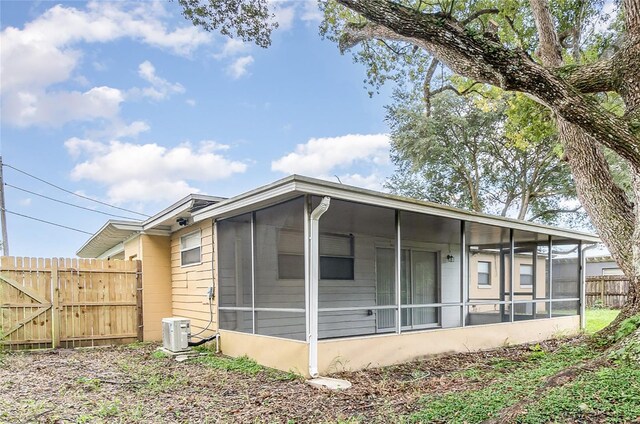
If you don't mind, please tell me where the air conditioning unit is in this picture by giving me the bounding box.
[162,317,191,353]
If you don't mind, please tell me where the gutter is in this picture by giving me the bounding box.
[308,196,330,378]
[580,243,599,330]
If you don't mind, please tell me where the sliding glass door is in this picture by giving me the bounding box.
[376,248,440,332]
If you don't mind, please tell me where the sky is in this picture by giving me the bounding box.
[0,0,396,258]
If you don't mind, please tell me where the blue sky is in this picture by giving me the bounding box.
[0,1,396,257]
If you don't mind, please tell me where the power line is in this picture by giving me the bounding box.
[3,208,93,235]
[5,183,141,220]
[2,163,150,218]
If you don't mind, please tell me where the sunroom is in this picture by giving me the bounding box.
[193,176,597,377]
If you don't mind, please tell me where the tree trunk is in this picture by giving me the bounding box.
[336,0,640,331]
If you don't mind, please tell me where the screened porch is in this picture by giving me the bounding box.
[215,194,583,343]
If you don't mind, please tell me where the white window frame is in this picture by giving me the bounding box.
[602,267,623,276]
[477,261,491,287]
[520,263,533,287]
[180,230,202,267]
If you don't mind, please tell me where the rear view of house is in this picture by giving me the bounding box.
[78,175,597,377]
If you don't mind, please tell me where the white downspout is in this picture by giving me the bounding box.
[581,243,598,330]
[309,196,330,378]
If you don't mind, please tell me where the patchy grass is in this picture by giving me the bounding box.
[585,308,619,334]
[520,364,640,423]
[0,337,638,423]
[198,354,264,375]
[411,343,599,423]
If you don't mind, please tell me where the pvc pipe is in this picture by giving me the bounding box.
[308,196,330,378]
[581,243,598,330]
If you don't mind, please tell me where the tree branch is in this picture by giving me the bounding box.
[529,206,582,221]
[461,8,500,25]
[336,0,640,170]
[429,82,482,97]
[557,59,616,93]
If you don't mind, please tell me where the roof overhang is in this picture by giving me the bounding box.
[77,194,225,258]
[76,220,145,258]
[193,175,600,243]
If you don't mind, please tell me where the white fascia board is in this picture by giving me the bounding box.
[97,242,125,259]
[292,180,600,243]
[141,228,172,236]
[76,220,142,256]
[142,201,192,230]
[193,178,298,222]
[141,194,225,230]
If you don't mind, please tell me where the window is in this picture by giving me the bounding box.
[277,230,304,280]
[320,234,354,280]
[602,267,623,276]
[180,231,201,266]
[520,264,533,287]
[478,261,491,286]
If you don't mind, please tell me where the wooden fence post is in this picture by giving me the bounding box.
[51,259,60,348]
[136,260,143,342]
[600,279,605,305]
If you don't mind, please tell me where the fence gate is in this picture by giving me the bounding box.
[0,256,142,350]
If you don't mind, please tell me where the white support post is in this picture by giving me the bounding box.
[304,197,310,341]
[308,196,330,378]
[549,236,553,317]
[460,221,467,327]
[395,210,402,334]
[510,229,515,323]
[251,212,256,334]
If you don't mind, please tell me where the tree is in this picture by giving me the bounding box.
[386,89,583,225]
[178,0,640,327]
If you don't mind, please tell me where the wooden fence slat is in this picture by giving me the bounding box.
[1,256,142,350]
[585,276,629,308]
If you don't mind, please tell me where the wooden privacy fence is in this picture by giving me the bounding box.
[585,275,628,308]
[0,256,142,350]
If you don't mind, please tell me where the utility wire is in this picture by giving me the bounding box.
[2,208,93,235]
[2,163,150,218]
[5,183,140,220]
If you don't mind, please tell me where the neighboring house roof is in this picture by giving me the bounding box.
[76,194,225,258]
[192,175,600,243]
[78,175,599,258]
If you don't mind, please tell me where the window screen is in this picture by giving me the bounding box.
[320,234,354,280]
[180,231,201,266]
[520,264,533,286]
[478,261,491,286]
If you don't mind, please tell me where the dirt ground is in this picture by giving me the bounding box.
[0,339,574,423]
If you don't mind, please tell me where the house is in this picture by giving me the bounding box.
[77,175,598,377]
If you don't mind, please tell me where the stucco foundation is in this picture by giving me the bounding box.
[317,316,580,374]
[219,330,309,375]
[219,316,579,377]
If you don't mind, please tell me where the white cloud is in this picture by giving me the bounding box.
[3,86,124,127]
[214,38,249,59]
[335,173,386,191]
[272,4,296,31]
[301,2,323,22]
[18,198,33,207]
[185,99,197,107]
[0,1,210,127]
[65,139,247,203]
[227,56,254,79]
[271,133,391,175]
[133,60,185,100]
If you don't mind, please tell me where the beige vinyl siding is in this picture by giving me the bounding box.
[170,220,216,336]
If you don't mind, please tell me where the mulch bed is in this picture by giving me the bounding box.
[0,338,578,423]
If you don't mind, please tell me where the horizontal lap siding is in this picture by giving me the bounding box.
[319,236,377,339]
[170,221,216,336]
